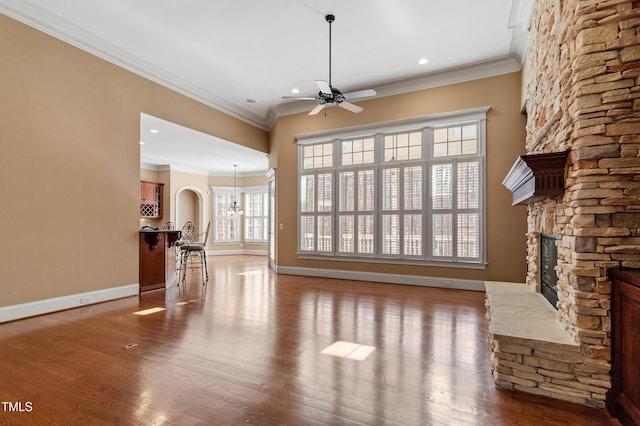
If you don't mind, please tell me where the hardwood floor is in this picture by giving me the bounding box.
[0,255,616,425]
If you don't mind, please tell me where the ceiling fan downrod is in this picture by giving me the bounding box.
[326,14,334,87]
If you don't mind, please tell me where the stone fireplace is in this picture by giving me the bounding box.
[486,0,640,409]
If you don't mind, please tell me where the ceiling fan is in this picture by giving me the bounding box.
[282,14,376,115]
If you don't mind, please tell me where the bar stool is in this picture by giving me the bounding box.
[178,221,210,287]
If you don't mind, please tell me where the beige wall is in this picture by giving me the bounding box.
[1,11,526,312]
[270,72,528,282]
[178,190,199,233]
[140,169,159,182]
[0,15,268,308]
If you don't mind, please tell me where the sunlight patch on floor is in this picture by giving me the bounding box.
[133,307,166,316]
[321,341,376,361]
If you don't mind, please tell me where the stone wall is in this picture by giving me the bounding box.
[491,0,640,408]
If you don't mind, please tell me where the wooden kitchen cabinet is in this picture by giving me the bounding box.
[140,181,163,218]
[608,268,640,426]
[140,181,156,203]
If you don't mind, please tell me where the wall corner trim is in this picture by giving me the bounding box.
[0,284,139,323]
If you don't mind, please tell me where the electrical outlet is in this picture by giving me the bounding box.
[80,296,91,305]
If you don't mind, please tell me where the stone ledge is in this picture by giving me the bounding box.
[485,281,577,347]
[485,281,608,408]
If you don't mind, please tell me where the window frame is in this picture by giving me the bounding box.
[296,107,489,269]
[243,186,269,244]
[211,187,242,244]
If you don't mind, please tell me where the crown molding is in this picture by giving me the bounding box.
[140,160,211,177]
[269,56,521,127]
[141,162,267,178]
[374,56,522,99]
[0,0,269,131]
[508,0,534,64]
[3,0,529,132]
[140,162,166,172]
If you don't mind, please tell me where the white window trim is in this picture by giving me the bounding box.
[211,186,241,244]
[296,107,489,269]
[295,106,491,145]
[243,186,269,244]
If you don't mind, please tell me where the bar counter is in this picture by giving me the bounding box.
[139,229,181,293]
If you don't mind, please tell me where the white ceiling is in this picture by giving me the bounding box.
[1,0,533,176]
[140,113,269,176]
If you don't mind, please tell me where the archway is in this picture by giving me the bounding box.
[175,185,205,238]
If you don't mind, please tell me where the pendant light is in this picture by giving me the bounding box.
[228,165,243,215]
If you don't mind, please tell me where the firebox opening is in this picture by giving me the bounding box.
[540,233,559,310]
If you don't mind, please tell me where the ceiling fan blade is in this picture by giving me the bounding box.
[344,88,376,100]
[339,101,363,114]
[281,96,318,100]
[315,80,332,95]
[309,103,327,115]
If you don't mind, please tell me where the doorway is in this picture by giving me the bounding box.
[176,186,204,238]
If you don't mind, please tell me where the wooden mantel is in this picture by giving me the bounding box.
[502,151,569,205]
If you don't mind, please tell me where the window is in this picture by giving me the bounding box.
[213,190,240,243]
[212,186,269,245]
[297,107,487,267]
[244,189,268,243]
[300,173,333,252]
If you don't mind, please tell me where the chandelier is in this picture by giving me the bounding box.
[228,164,243,215]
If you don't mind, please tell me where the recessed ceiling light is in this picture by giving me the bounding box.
[148,129,159,134]
[139,141,145,145]
[246,98,257,103]
[418,58,429,65]
[291,88,300,94]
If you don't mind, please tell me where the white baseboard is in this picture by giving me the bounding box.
[242,250,268,256]
[0,283,139,323]
[275,266,485,291]
[206,249,268,256]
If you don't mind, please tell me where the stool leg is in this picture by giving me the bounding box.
[179,251,188,286]
[202,251,208,284]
